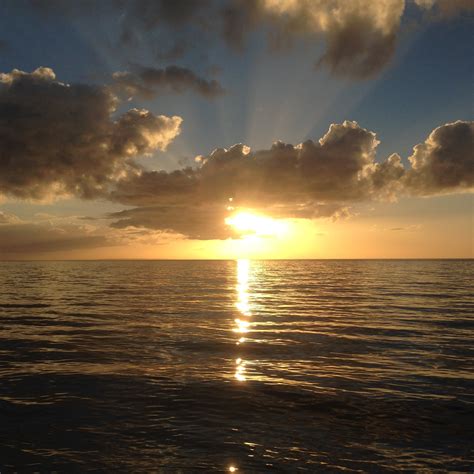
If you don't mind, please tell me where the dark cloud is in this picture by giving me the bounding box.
[107,202,352,240]
[316,13,398,79]
[0,67,182,200]
[109,205,238,240]
[111,65,225,100]
[253,0,405,79]
[220,0,261,52]
[107,121,404,237]
[415,0,474,18]
[111,120,402,207]
[405,121,474,195]
[119,0,407,78]
[0,222,111,256]
[0,68,470,242]
[106,120,472,239]
[435,0,474,17]
[389,225,421,231]
[109,168,197,207]
[23,0,471,79]
[119,0,208,29]
[108,201,353,240]
[155,40,189,61]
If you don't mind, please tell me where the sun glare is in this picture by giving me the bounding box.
[225,211,288,237]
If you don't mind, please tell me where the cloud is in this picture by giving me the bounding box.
[0,67,182,200]
[107,121,405,237]
[119,0,207,28]
[115,0,407,77]
[25,0,472,80]
[256,0,406,78]
[109,168,197,207]
[111,65,225,100]
[155,40,189,61]
[414,0,474,18]
[0,211,176,255]
[106,120,472,239]
[135,0,467,78]
[120,0,407,78]
[0,220,112,256]
[109,205,239,240]
[112,120,403,206]
[107,120,470,215]
[405,121,474,196]
[107,202,352,240]
[390,225,422,232]
[0,211,21,224]
[0,74,470,242]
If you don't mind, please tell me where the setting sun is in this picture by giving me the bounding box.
[225,211,288,238]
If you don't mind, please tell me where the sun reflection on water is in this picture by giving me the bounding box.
[234,259,252,381]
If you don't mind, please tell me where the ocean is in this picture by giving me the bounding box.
[0,260,473,472]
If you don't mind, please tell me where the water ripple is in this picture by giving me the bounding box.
[0,260,473,471]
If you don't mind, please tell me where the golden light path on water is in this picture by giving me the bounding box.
[225,212,287,472]
[227,258,253,472]
[234,258,251,382]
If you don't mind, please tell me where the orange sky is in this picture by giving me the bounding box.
[7,194,470,260]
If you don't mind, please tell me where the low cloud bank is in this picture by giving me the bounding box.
[0,220,111,255]
[107,120,473,239]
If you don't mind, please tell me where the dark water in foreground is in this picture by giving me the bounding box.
[0,260,473,472]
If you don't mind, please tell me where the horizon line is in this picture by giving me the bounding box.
[1,258,473,262]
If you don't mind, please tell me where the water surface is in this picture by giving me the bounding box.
[0,260,473,471]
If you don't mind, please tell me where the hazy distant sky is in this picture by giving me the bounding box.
[0,0,472,259]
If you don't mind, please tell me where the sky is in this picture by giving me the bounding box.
[0,0,472,259]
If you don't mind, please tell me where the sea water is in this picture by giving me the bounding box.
[0,260,472,471]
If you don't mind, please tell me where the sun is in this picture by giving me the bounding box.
[225,211,288,237]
